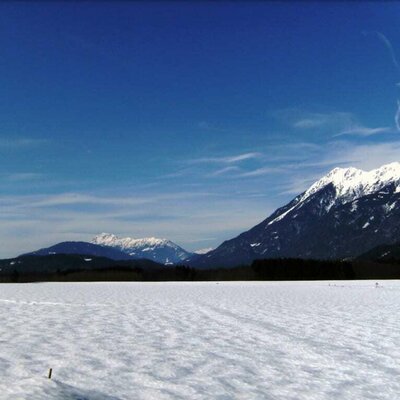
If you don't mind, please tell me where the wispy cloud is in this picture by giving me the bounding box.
[239,166,286,178]
[278,107,395,137]
[365,31,400,132]
[273,108,355,131]
[373,31,400,72]
[188,152,262,164]
[1,173,44,182]
[293,118,326,129]
[0,137,48,148]
[322,140,400,171]
[294,112,355,130]
[209,166,241,176]
[7,191,218,209]
[333,126,392,137]
[278,176,321,196]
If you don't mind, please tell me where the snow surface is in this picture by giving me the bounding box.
[1,281,400,399]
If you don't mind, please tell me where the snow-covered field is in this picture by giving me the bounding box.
[1,281,399,400]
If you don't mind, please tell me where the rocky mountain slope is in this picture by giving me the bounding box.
[191,162,400,268]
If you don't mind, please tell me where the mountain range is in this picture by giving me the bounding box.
[18,161,400,269]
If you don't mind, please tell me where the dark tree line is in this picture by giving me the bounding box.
[1,257,400,283]
[251,258,355,280]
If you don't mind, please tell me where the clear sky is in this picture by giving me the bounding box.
[2,2,400,257]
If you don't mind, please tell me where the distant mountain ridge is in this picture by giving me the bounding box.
[22,241,134,260]
[191,162,400,268]
[357,242,400,263]
[91,233,193,265]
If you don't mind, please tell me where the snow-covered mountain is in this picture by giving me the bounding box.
[191,162,400,268]
[91,233,193,265]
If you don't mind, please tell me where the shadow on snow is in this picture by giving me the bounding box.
[45,380,123,400]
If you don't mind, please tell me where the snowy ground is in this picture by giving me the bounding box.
[0,281,399,400]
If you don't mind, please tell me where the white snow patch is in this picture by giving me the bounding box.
[386,201,397,212]
[194,248,214,255]
[267,205,297,226]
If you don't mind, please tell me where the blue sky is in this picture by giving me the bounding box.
[2,2,400,257]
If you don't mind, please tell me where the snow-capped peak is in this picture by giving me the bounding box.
[91,233,192,264]
[92,233,171,250]
[303,162,400,204]
[268,162,400,227]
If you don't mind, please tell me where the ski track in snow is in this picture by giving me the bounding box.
[0,281,400,399]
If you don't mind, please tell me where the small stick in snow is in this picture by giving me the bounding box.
[48,368,52,379]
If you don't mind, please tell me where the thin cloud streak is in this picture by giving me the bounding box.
[279,110,355,130]
[334,126,392,137]
[239,166,286,178]
[374,31,400,72]
[188,152,262,164]
[210,166,241,177]
[0,137,48,148]
[0,191,219,210]
[366,31,400,132]
[1,173,44,182]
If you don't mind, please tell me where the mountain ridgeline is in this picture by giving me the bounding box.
[23,241,134,260]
